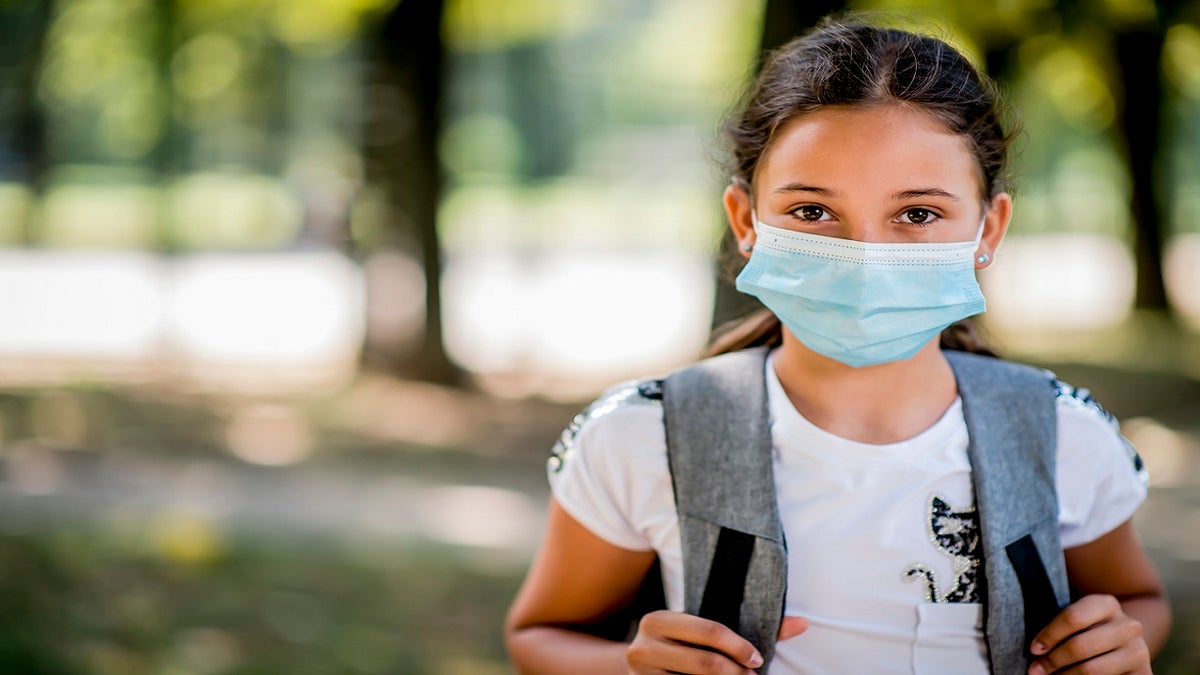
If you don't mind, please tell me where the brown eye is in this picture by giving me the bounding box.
[797,205,826,221]
[904,208,932,224]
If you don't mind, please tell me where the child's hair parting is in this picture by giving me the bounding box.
[710,17,1011,358]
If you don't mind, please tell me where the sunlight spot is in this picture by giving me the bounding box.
[1165,233,1200,327]
[169,173,301,249]
[982,233,1133,330]
[1023,39,1115,132]
[420,485,541,549]
[173,33,243,99]
[443,250,713,396]
[530,252,712,375]
[0,183,33,244]
[166,251,363,367]
[1122,417,1194,488]
[334,376,474,447]
[224,403,313,467]
[0,250,163,358]
[1164,23,1200,99]
[363,251,426,356]
[41,184,159,247]
[151,511,223,565]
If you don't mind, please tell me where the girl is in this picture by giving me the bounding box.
[505,18,1170,675]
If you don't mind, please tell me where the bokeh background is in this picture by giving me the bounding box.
[0,0,1198,673]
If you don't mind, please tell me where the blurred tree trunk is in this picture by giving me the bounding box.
[0,0,51,245]
[712,0,847,329]
[153,0,179,253]
[1054,0,1176,312]
[1113,26,1170,310]
[368,0,462,384]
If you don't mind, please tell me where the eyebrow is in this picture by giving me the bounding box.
[771,184,961,202]
[891,188,960,201]
[773,183,841,196]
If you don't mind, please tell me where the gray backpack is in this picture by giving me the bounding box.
[655,346,1071,674]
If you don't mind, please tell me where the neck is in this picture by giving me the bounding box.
[771,330,958,444]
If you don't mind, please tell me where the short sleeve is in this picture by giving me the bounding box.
[1054,382,1149,549]
[547,383,672,552]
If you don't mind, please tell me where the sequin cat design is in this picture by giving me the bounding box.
[903,495,982,603]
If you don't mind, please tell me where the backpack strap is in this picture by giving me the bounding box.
[662,346,785,671]
[945,350,1070,674]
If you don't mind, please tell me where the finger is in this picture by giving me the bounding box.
[777,616,809,641]
[1027,614,1147,672]
[1031,641,1151,675]
[1029,615,1143,673]
[629,637,755,675]
[1030,594,1123,656]
[638,611,764,670]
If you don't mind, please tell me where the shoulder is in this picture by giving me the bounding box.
[948,351,1146,479]
[545,378,671,552]
[1051,377,1117,425]
[548,378,666,475]
[1050,374,1150,545]
[1052,375,1148,484]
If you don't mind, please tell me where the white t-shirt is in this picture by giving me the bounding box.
[547,351,1147,675]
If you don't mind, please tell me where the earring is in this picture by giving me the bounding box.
[742,242,754,252]
[975,253,990,265]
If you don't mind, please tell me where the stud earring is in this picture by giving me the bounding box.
[742,242,754,252]
[975,253,990,265]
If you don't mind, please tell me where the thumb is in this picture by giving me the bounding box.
[777,616,809,641]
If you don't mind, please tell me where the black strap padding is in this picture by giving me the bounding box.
[698,527,756,632]
[1006,533,1065,656]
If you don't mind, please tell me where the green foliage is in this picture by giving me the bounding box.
[0,529,520,675]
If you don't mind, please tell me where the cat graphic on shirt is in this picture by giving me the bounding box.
[903,495,982,603]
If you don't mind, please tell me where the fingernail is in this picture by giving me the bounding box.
[1030,641,1045,655]
[748,652,763,668]
[1028,663,1044,675]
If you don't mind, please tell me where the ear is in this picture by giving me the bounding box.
[723,182,756,259]
[976,191,1012,270]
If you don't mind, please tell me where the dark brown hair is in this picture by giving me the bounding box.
[710,17,1010,358]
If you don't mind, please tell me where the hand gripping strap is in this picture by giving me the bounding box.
[662,347,786,672]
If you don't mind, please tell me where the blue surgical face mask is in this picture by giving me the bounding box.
[735,217,987,367]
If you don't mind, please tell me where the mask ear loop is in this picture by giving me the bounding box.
[743,211,760,253]
[974,210,990,265]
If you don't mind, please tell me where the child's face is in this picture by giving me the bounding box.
[751,104,993,245]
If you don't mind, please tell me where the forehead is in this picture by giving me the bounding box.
[755,104,981,196]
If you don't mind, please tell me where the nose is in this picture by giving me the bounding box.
[841,218,884,243]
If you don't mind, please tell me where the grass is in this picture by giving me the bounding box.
[0,526,522,675]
